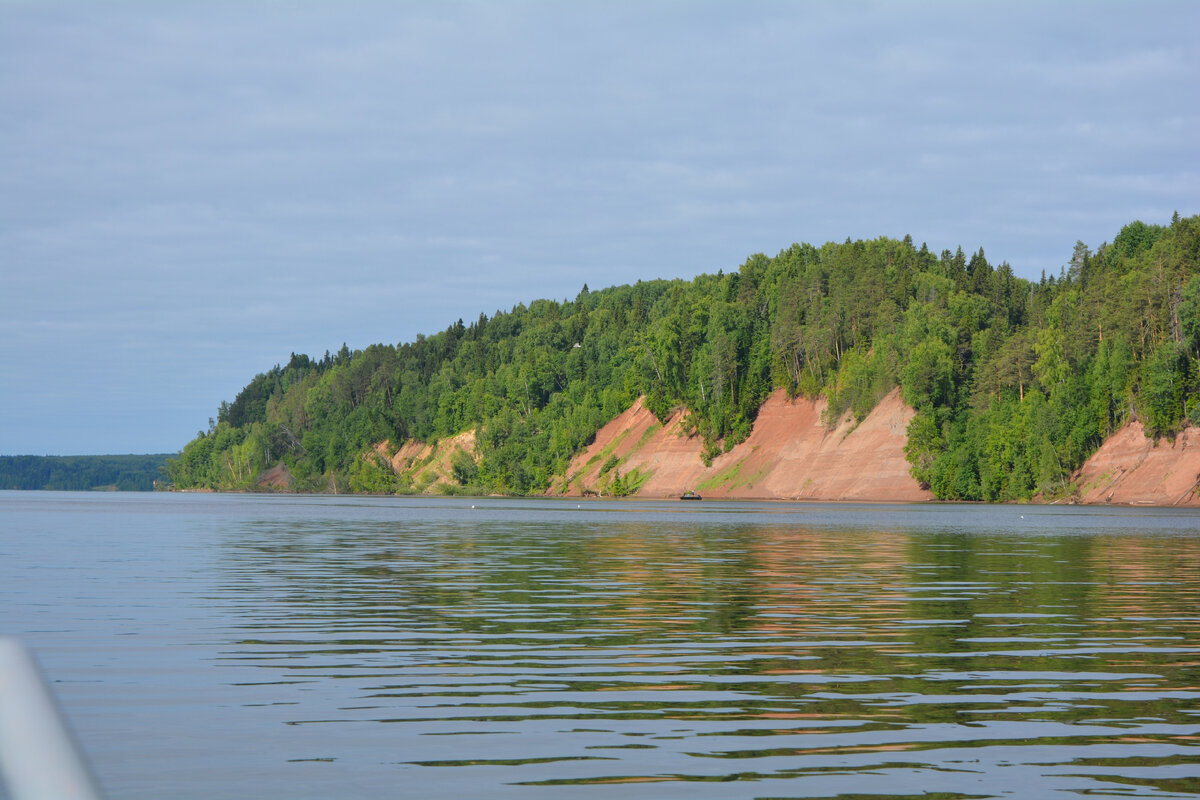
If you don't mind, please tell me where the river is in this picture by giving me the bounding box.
[1,492,1198,799]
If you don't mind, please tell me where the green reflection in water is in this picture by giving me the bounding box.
[212,505,1200,796]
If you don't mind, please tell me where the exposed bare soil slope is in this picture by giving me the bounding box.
[554,388,933,501]
[355,396,1199,505]
[1071,422,1200,506]
[255,462,294,490]
[379,430,477,491]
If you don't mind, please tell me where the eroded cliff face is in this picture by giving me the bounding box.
[381,430,477,492]
[355,394,1198,505]
[553,388,933,502]
[1071,422,1200,506]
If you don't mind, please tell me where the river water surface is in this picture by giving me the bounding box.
[2,492,1199,799]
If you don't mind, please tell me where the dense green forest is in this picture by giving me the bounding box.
[168,214,1200,501]
[0,454,172,491]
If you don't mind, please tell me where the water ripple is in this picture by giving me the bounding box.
[199,504,1200,797]
[4,495,1198,798]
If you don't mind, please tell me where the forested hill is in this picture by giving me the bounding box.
[168,215,1200,501]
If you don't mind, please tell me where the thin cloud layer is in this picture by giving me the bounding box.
[1,1,1196,454]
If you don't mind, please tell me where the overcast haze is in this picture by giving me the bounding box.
[2,1,1197,455]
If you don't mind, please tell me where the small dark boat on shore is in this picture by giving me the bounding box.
[680,491,701,500]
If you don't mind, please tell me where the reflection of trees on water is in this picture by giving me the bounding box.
[218,520,769,639]
[215,515,1200,732]
[217,518,1198,642]
[897,532,1200,727]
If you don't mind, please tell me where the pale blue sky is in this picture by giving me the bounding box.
[2,1,1197,455]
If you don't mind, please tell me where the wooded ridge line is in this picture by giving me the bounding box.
[167,215,1200,503]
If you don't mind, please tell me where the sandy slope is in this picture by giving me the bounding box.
[555,388,933,501]
[382,430,477,490]
[344,392,1200,506]
[1071,421,1200,506]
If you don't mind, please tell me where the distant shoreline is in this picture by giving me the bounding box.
[0,454,172,492]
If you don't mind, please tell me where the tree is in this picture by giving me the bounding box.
[1140,341,1189,437]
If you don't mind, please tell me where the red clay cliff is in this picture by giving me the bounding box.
[1071,421,1200,506]
[554,388,933,502]
[553,389,1200,506]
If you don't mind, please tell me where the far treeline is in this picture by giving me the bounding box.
[168,214,1200,501]
[0,454,172,491]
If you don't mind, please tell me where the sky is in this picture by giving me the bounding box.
[1,1,1197,455]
